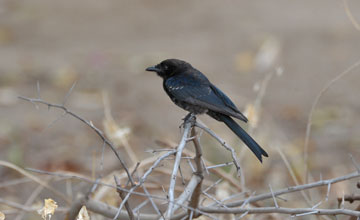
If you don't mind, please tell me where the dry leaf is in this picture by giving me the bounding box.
[0,211,5,220]
[37,198,58,220]
[76,206,90,220]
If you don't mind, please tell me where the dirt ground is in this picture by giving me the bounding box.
[1,0,360,219]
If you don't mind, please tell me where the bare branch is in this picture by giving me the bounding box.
[113,149,176,219]
[142,185,164,218]
[343,0,360,31]
[172,174,203,213]
[18,95,135,185]
[269,184,278,208]
[200,206,360,217]
[222,171,360,208]
[63,81,77,106]
[304,58,360,183]
[0,160,70,204]
[188,128,204,217]
[165,117,192,217]
[349,154,360,173]
[114,176,135,220]
[194,121,241,176]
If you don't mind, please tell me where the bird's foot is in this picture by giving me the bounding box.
[179,113,196,128]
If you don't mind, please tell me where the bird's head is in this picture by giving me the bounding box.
[146,59,191,78]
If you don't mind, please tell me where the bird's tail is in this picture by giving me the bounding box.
[218,114,268,162]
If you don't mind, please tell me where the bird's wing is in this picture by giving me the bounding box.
[165,77,248,122]
[209,84,248,122]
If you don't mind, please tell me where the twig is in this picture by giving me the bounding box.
[25,168,167,201]
[0,177,32,188]
[84,198,214,220]
[143,185,164,218]
[269,184,278,208]
[132,199,149,213]
[221,171,360,208]
[199,206,360,217]
[349,154,360,173]
[237,211,249,219]
[126,162,140,187]
[276,146,312,205]
[114,176,134,220]
[343,0,360,31]
[113,149,177,219]
[14,180,46,220]
[166,117,193,217]
[304,58,360,183]
[202,191,229,209]
[18,95,135,186]
[206,162,233,170]
[0,198,37,212]
[338,194,360,204]
[203,178,223,194]
[195,121,242,176]
[0,160,70,204]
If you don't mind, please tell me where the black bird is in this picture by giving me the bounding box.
[146,59,268,162]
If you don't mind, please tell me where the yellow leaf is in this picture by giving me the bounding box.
[76,206,90,220]
[37,198,58,220]
[0,211,5,220]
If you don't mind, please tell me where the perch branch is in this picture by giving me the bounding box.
[165,116,193,218]
[188,127,204,217]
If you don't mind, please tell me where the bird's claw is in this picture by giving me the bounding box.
[179,113,196,128]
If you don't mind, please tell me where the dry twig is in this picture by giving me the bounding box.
[18,94,135,186]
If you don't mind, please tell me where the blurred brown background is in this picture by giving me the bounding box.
[1,0,360,219]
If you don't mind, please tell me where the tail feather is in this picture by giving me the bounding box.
[218,114,268,162]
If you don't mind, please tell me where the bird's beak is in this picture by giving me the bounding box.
[146,65,160,72]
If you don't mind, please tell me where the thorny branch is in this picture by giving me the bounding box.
[188,128,204,217]
[194,121,242,176]
[25,162,360,219]
[114,176,135,220]
[165,114,193,218]
[18,95,135,186]
[17,83,360,220]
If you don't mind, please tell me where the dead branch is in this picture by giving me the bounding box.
[188,127,204,217]
[221,171,360,208]
[338,194,360,204]
[194,121,242,176]
[18,95,135,186]
[199,206,360,217]
[303,58,360,183]
[165,115,193,217]
[114,176,134,220]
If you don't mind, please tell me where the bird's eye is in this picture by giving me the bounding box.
[163,65,168,70]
